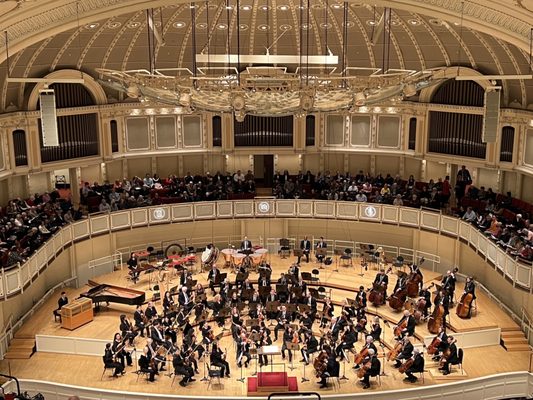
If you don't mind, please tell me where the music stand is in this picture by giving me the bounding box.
[293,249,303,263]
[265,301,280,326]
[218,307,231,331]
[298,304,310,315]
[242,288,254,301]
[316,248,327,269]
[286,342,299,371]
[333,249,344,272]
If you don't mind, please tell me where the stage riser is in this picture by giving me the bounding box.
[423,328,501,349]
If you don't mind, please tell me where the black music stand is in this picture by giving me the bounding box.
[218,307,231,331]
[265,301,280,326]
[242,289,254,301]
[316,248,327,269]
[293,249,303,264]
[286,342,299,371]
[298,304,310,315]
[333,249,344,272]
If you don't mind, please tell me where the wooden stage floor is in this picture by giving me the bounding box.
[1,254,529,397]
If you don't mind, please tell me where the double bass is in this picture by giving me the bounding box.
[406,257,425,297]
[427,286,445,334]
[388,286,408,311]
[368,266,392,306]
[313,351,328,377]
[456,292,474,319]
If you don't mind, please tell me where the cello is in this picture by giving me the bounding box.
[357,357,372,379]
[398,357,414,373]
[426,336,442,355]
[387,340,403,361]
[353,347,369,365]
[313,351,328,377]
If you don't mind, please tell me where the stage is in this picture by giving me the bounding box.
[0,254,529,397]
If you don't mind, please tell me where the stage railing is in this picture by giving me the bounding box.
[3,371,533,400]
[2,200,532,301]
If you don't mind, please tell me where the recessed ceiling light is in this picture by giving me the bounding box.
[106,21,121,29]
[239,24,249,31]
[258,24,269,31]
[343,21,355,28]
[280,24,292,31]
[390,20,399,26]
[127,22,140,28]
[196,23,208,29]
[320,22,332,29]
[217,23,228,30]
[225,5,233,10]
[408,19,421,25]
[85,23,99,29]
[429,18,442,26]
[174,21,186,28]
[278,5,289,11]
[189,4,197,8]
[366,20,377,26]
[241,5,252,10]
[331,3,343,9]
[301,23,312,30]
[453,21,461,26]
[260,5,269,11]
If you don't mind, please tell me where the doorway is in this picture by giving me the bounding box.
[254,155,274,187]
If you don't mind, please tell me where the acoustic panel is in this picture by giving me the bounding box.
[39,90,59,147]
[483,90,500,143]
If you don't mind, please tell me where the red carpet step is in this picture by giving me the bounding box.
[247,372,299,396]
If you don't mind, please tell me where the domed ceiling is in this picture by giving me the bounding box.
[0,0,532,112]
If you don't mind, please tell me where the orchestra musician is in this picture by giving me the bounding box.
[178,286,194,312]
[127,252,140,283]
[162,291,175,314]
[150,320,166,346]
[439,336,459,375]
[146,338,166,372]
[403,348,425,383]
[172,349,195,387]
[258,329,273,367]
[134,305,148,337]
[138,346,156,382]
[355,286,367,308]
[237,333,252,368]
[317,348,340,389]
[462,276,477,317]
[112,333,132,368]
[410,262,424,288]
[395,310,416,339]
[301,331,319,365]
[298,236,312,263]
[418,286,432,318]
[373,268,389,301]
[208,264,221,295]
[210,342,230,377]
[393,273,407,294]
[353,336,378,369]
[434,288,450,327]
[145,301,159,321]
[335,325,357,358]
[431,326,449,361]
[369,316,382,342]
[281,326,295,362]
[393,336,414,368]
[103,342,124,377]
[53,291,68,322]
[274,305,290,340]
[359,348,380,389]
[119,314,137,346]
[320,297,334,328]
[211,294,225,327]
[315,237,327,262]
[441,270,457,304]
[240,236,253,252]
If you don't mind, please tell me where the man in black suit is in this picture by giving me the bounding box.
[210,342,230,377]
[138,346,156,382]
[178,286,193,312]
[240,236,252,252]
[207,264,221,295]
[318,350,340,389]
[172,350,195,387]
[360,348,380,389]
[462,277,477,317]
[373,269,389,304]
[396,310,416,338]
[315,237,327,262]
[298,236,311,263]
[353,336,378,369]
[442,270,457,303]
[394,336,414,368]
[53,291,68,321]
[439,336,459,375]
[134,305,148,337]
[404,348,424,383]
[301,332,318,364]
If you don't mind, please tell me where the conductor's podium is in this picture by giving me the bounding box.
[247,372,298,396]
[61,297,94,330]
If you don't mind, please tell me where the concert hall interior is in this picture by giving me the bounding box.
[0,1,533,400]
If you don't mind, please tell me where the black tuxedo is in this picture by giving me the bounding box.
[299,239,311,262]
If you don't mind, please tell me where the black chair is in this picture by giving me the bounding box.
[152,284,161,302]
[324,257,333,266]
[301,271,313,282]
[394,256,404,268]
[311,268,320,282]
[451,348,464,375]
[101,357,117,380]
[340,248,353,266]
[279,238,291,258]
[207,363,223,389]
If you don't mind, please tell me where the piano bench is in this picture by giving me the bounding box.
[53,309,61,322]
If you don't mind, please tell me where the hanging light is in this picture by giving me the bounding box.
[354,92,366,106]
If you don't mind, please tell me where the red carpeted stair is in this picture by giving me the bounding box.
[247,372,299,396]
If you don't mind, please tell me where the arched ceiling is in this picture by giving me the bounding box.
[0,0,533,112]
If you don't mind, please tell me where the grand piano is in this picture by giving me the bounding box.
[81,280,145,310]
